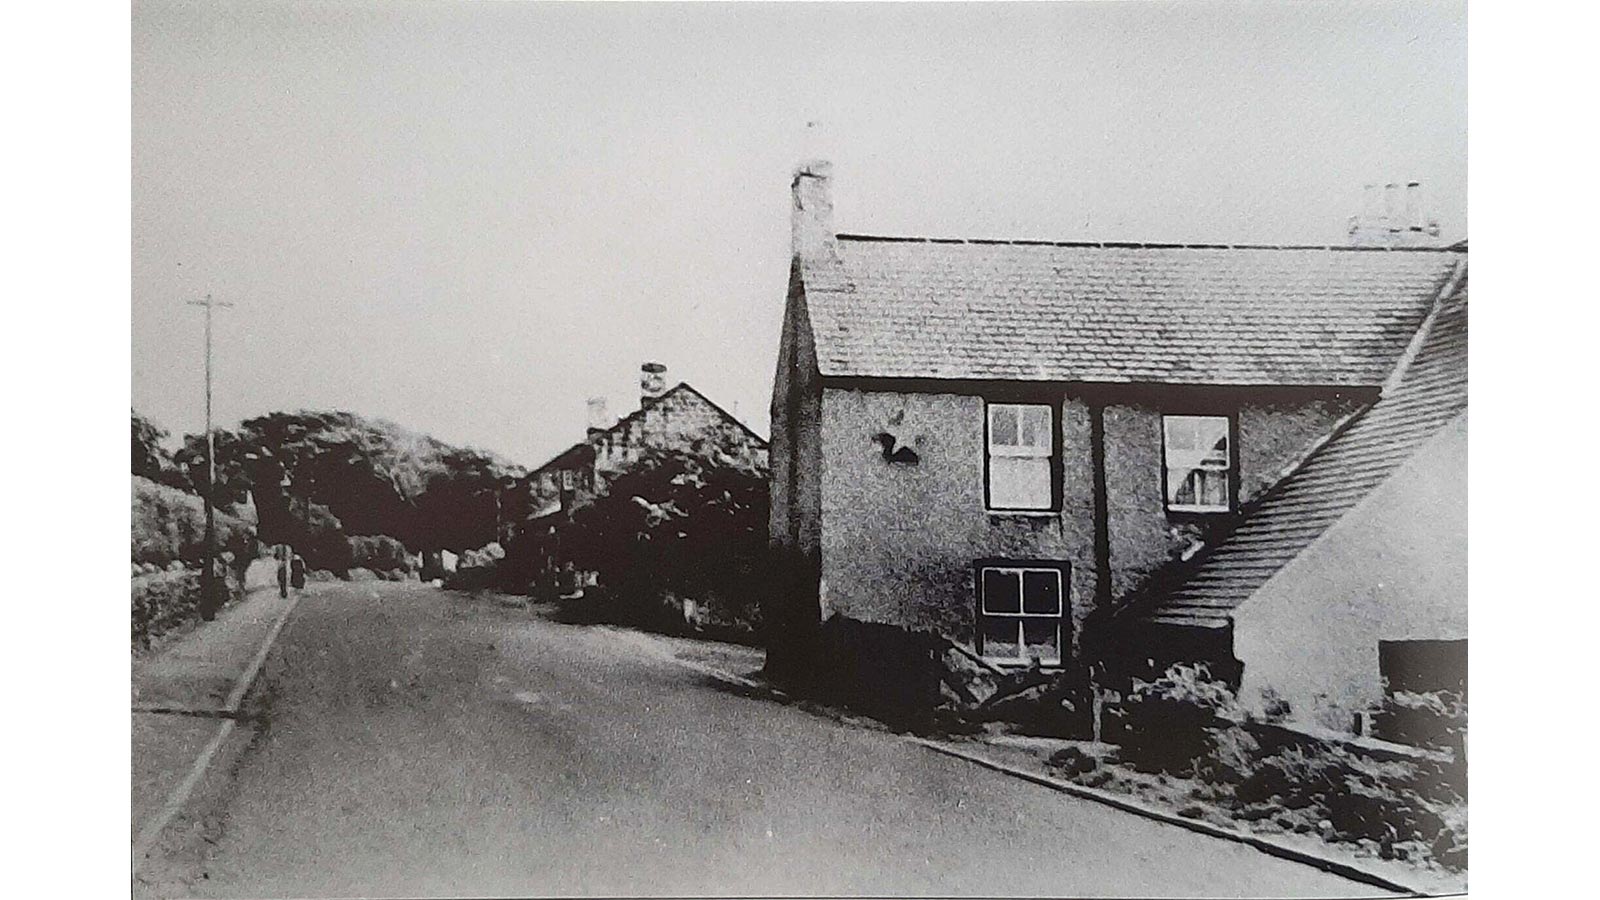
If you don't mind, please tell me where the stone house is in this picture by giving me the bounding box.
[766,160,1465,688]
[509,366,768,596]
[1113,273,1467,735]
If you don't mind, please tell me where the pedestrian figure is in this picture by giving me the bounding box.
[291,554,307,590]
[277,544,290,598]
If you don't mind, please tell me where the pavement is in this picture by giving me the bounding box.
[132,560,297,849]
[134,578,1390,899]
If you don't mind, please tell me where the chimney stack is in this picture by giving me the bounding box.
[1362,183,1380,221]
[585,396,609,439]
[1348,179,1444,247]
[640,361,668,409]
[1383,183,1400,234]
[791,159,836,263]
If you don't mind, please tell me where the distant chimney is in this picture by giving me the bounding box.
[1349,179,1443,247]
[585,396,609,439]
[791,159,836,262]
[640,362,668,408]
[1404,181,1422,232]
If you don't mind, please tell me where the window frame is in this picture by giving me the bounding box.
[1160,412,1237,515]
[983,399,1062,513]
[973,558,1071,667]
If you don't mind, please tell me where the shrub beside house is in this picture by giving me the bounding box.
[501,369,770,636]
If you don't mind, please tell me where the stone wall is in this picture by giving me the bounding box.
[765,270,826,680]
[769,269,823,560]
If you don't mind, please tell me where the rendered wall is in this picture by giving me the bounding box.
[817,388,1097,650]
[1102,394,1363,599]
[817,386,1364,658]
[768,267,822,563]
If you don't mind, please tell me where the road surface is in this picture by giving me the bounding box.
[137,580,1381,898]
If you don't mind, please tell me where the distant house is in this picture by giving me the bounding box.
[1112,275,1467,735]
[509,365,768,597]
[765,160,1465,689]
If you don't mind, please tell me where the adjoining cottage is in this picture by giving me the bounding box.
[1112,273,1467,737]
[765,160,1465,694]
[506,364,769,598]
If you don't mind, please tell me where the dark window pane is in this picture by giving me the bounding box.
[982,616,1021,660]
[982,569,1021,614]
[1169,468,1196,506]
[1022,570,1061,614]
[1022,619,1061,663]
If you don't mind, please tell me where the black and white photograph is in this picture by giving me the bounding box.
[119,1,1472,896]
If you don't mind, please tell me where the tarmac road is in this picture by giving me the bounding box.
[136,579,1381,898]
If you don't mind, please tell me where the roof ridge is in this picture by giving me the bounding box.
[525,381,768,476]
[835,232,1467,253]
[1111,265,1468,628]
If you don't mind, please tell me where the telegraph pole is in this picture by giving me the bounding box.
[188,294,234,618]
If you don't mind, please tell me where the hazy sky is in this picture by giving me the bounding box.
[132,0,1466,466]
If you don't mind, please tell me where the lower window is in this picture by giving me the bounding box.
[976,562,1068,665]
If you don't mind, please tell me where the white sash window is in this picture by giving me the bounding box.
[1163,414,1231,513]
[987,403,1055,510]
[978,564,1065,665]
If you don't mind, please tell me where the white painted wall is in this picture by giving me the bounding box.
[1233,412,1466,732]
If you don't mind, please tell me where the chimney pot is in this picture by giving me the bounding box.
[1362,183,1380,220]
[1383,183,1400,232]
[640,361,668,409]
[1405,181,1423,232]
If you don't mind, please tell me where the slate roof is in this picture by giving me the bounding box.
[525,382,767,478]
[1139,267,1468,628]
[802,236,1463,386]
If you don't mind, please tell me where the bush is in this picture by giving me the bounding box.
[1050,745,1101,778]
[444,564,498,592]
[515,442,769,635]
[132,565,246,647]
[969,663,1093,738]
[1230,737,1464,863]
[132,476,257,568]
[1377,689,1467,751]
[348,534,412,574]
[1235,744,1342,805]
[1114,662,1240,775]
[1195,725,1262,787]
[459,541,504,570]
